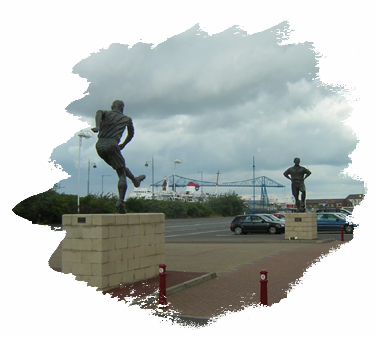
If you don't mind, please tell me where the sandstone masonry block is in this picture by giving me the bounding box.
[125,214,140,225]
[71,238,92,251]
[285,212,317,240]
[109,226,122,238]
[61,213,165,290]
[122,248,134,261]
[87,276,108,289]
[92,238,116,251]
[82,226,109,239]
[109,249,122,262]
[64,226,82,238]
[116,261,128,273]
[82,251,108,264]
[92,214,116,226]
[72,262,92,276]
[144,224,156,235]
[121,225,133,237]
[133,246,145,258]
[109,273,122,287]
[140,214,152,224]
[63,251,82,263]
[145,245,156,257]
[115,237,128,250]
[62,215,72,226]
[127,236,140,248]
[150,213,164,223]
[62,262,72,274]
[122,271,133,285]
[145,265,157,279]
[134,268,146,281]
[114,214,129,225]
[140,256,151,269]
[128,258,140,270]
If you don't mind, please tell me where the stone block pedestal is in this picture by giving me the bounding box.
[61,213,165,291]
[285,213,317,240]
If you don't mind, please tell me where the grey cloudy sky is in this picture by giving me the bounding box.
[51,22,361,201]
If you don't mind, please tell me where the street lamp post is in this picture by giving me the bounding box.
[87,159,97,195]
[102,175,111,195]
[198,171,203,194]
[77,130,91,213]
[173,158,181,193]
[145,156,155,198]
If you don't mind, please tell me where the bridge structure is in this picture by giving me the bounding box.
[152,175,285,206]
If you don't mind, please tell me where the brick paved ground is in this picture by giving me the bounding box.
[49,238,344,319]
[145,241,343,318]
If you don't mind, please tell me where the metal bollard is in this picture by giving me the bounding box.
[158,264,167,306]
[341,225,344,242]
[260,270,268,306]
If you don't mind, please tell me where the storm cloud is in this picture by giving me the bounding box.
[52,22,360,200]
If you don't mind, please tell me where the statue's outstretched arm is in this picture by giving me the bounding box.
[119,121,135,150]
[91,110,104,133]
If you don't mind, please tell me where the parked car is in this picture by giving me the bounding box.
[273,213,285,220]
[230,214,285,235]
[316,208,352,216]
[316,212,357,234]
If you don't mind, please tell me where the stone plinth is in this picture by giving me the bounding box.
[61,213,165,291]
[285,213,317,240]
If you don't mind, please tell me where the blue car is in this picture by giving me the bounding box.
[316,212,357,234]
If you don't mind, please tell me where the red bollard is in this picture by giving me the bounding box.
[260,270,268,306]
[341,225,344,242]
[158,264,167,306]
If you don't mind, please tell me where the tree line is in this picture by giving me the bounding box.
[12,189,248,224]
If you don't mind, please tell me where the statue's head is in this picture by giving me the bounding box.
[294,157,300,165]
[111,100,124,112]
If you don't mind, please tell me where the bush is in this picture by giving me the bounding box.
[13,190,77,224]
[79,193,118,214]
[13,189,244,224]
[203,192,247,216]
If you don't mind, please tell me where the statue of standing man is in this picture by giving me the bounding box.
[92,100,145,213]
[283,158,311,212]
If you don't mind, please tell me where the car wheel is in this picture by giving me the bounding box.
[344,224,353,234]
[234,226,243,235]
[268,226,277,235]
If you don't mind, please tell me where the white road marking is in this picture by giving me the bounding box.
[165,221,230,228]
[165,229,230,237]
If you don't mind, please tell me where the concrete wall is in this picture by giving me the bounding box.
[61,213,165,291]
[285,213,317,240]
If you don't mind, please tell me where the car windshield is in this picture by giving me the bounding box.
[335,213,347,219]
[259,215,274,222]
